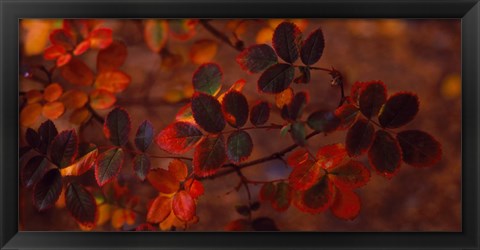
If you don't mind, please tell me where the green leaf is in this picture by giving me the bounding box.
[50,129,78,168]
[104,107,131,146]
[290,122,306,146]
[191,92,226,133]
[236,44,278,74]
[33,169,62,211]
[95,147,125,186]
[257,63,295,94]
[226,130,253,164]
[192,63,223,96]
[300,28,325,65]
[307,110,340,132]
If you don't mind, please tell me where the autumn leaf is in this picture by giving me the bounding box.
[236,44,278,74]
[346,118,374,157]
[193,135,227,177]
[257,63,295,94]
[184,179,204,199]
[49,129,78,168]
[147,195,172,223]
[328,160,370,189]
[396,130,442,168]
[222,90,249,128]
[287,148,309,168]
[33,169,63,211]
[94,70,131,93]
[103,107,131,146]
[330,187,361,220]
[250,101,270,126]
[21,156,52,188]
[368,130,402,178]
[226,130,253,164]
[378,92,419,129]
[259,182,276,201]
[295,177,334,214]
[169,19,198,41]
[271,182,291,212]
[88,27,113,49]
[97,40,127,72]
[60,58,94,86]
[20,103,42,127]
[144,20,168,53]
[272,22,302,63]
[172,190,196,222]
[334,104,359,130]
[282,91,309,121]
[300,28,325,65]
[289,159,323,191]
[66,183,98,228]
[62,90,88,109]
[42,101,65,120]
[60,143,98,176]
[95,147,125,186]
[155,122,203,154]
[168,159,188,182]
[133,154,151,181]
[147,168,179,194]
[43,83,63,102]
[90,89,116,110]
[135,120,154,152]
[358,81,387,118]
[191,92,226,133]
[316,143,348,170]
[192,63,223,96]
[189,39,218,65]
[307,110,340,133]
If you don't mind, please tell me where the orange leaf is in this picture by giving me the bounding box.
[189,39,218,65]
[73,40,91,56]
[42,101,65,120]
[96,203,113,226]
[168,159,188,182]
[316,143,348,170]
[147,195,172,223]
[184,179,204,199]
[56,54,72,67]
[172,190,196,222]
[111,208,136,229]
[275,87,294,109]
[147,168,179,194]
[89,28,113,49]
[69,107,92,125]
[89,89,116,110]
[289,159,324,191]
[256,27,274,44]
[20,103,42,127]
[330,187,361,220]
[94,70,131,93]
[62,90,89,109]
[60,144,98,176]
[43,83,63,102]
[287,148,309,168]
[60,58,94,86]
[22,20,53,56]
[26,90,43,104]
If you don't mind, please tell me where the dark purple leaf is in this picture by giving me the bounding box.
[38,120,58,154]
[272,22,302,63]
[192,63,223,96]
[222,90,249,128]
[252,217,279,231]
[290,122,306,146]
[300,28,325,65]
[95,147,124,186]
[133,153,151,181]
[346,118,374,157]
[368,130,402,179]
[236,44,278,74]
[379,92,419,128]
[358,81,387,118]
[135,120,154,152]
[50,129,78,168]
[397,130,442,167]
[191,92,226,133]
[66,183,97,227]
[33,169,62,211]
[307,110,340,132]
[26,128,40,148]
[282,91,309,121]
[250,101,270,126]
[193,134,227,177]
[104,107,131,146]
[257,63,294,94]
[294,66,311,84]
[21,155,52,188]
[226,130,253,164]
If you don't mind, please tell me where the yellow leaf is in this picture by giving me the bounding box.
[97,204,113,226]
[189,39,218,65]
[22,20,54,56]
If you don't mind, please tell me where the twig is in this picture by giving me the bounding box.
[199,20,245,52]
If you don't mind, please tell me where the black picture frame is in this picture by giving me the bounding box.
[1,0,479,249]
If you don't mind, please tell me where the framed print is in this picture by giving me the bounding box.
[1,0,479,249]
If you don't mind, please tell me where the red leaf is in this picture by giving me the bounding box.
[289,159,324,191]
[193,135,227,177]
[346,118,374,157]
[66,183,98,227]
[33,169,62,211]
[222,90,249,128]
[184,179,204,199]
[44,45,66,60]
[329,160,370,189]
[334,104,359,130]
[236,44,278,74]
[95,147,124,186]
[287,148,309,168]
[257,63,295,94]
[21,156,52,188]
[250,101,270,126]
[135,120,154,152]
[50,29,75,50]
[272,22,302,63]
[135,223,157,231]
[300,28,325,65]
[49,129,78,168]
[60,58,94,86]
[97,40,127,72]
[307,110,340,132]
[103,107,131,146]
[73,40,90,56]
[226,130,253,164]
[316,143,348,170]
[172,190,196,222]
[358,81,387,118]
[396,130,442,167]
[192,63,223,96]
[155,122,203,154]
[60,143,98,177]
[147,168,179,194]
[191,92,226,134]
[271,182,291,212]
[295,177,334,214]
[368,130,402,179]
[133,154,151,181]
[168,159,188,182]
[379,92,419,128]
[89,27,113,49]
[259,182,276,201]
[147,195,172,223]
[330,187,361,220]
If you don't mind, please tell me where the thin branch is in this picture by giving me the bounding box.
[199,20,245,52]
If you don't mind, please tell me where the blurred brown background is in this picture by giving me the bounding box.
[19,19,461,231]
